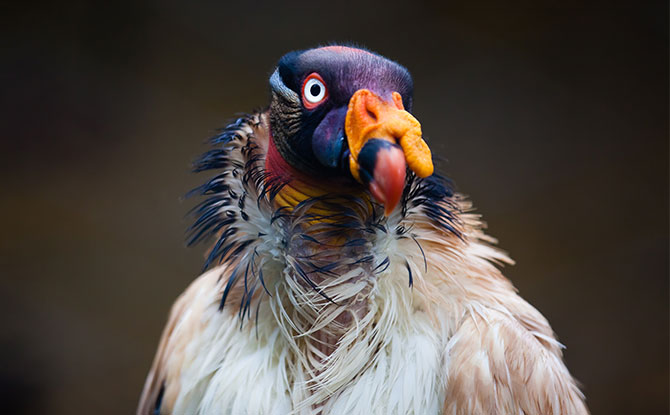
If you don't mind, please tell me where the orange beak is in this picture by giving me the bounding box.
[345,89,433,215]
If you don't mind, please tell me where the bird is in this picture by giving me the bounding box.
[138,45,589,415]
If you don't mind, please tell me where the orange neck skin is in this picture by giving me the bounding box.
[265,135,363,213]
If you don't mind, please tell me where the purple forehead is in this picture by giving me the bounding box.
[308,45,376,58]
[298,46,413,101]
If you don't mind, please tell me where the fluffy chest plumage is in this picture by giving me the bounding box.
[171,263,447,415]
[164,115,456,413]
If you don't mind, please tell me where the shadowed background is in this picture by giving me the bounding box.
[2,1,667,414]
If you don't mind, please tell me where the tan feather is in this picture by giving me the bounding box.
[138,111,589,414]
[137,269,221,414]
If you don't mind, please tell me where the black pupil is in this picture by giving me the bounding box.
[309,83,321,97]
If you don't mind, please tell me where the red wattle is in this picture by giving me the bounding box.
[370,145,406,216]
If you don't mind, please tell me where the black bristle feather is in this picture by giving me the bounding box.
[344,238,366,247]
[302,260,339,277]
[186,217,234,247]
[258,267,271,296]
[373,256,391,274]
[405,260,413,288]
[219,266,240,311]
[153,383,165,415]
[254,300,262,340]
[410,234,428,272]
[300,234,322,244]
[187,113,462,325]
[243,283,256,321]
[353,255,374,265]
[290,259,338,305]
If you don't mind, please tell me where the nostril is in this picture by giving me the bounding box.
[359,93,379,123]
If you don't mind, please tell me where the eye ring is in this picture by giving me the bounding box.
[301,73,328,109]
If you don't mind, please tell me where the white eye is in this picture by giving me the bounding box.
[302,74,328,107]
[304,78,326,103]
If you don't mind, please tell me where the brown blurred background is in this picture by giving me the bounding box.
[2,1,667,414]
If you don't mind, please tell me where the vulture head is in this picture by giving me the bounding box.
[266,46,434,215]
